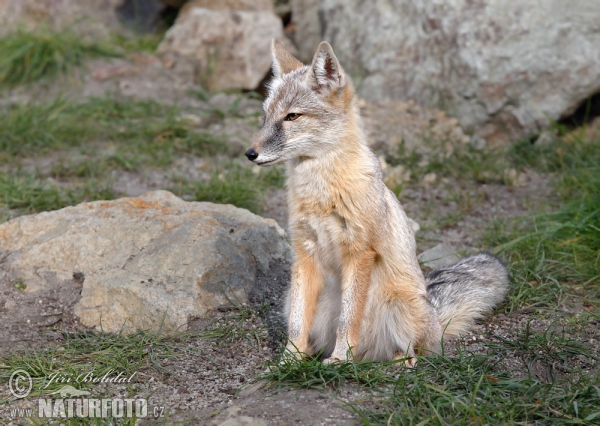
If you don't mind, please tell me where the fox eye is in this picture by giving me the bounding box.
[284,113,302,121]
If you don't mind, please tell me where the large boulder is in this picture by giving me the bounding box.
[158,0,292,91]
[293,0,600,145]
[0,191,291,333]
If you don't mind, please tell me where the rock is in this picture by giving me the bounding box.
[422,173,438,186]
[91,64,140,81]
[160,0,187,8]
[0,191,291,334]
[0,0,172,36]
[418,244,460,270]
[294,0,600,144]
[158,1,290,91]
[360,98,470,153]
[0,0,124,37]
[210,406,268,426]
[180,0,274,13]
[291,0,321,63]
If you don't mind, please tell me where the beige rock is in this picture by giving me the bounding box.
[361,99,470,153]
[0,0,123,37]
[423,173,438,186]
[0,191,291,333]
[158,3,290,91]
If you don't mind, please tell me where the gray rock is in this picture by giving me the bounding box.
[291,0,321,63]
[294,0,600,145]
[418,244,460,270]
[158,1,291,91]
[0,191,291,333]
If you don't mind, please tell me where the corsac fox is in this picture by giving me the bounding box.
[245,40,509,364]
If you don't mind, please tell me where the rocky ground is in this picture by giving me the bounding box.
[0,52,598,425]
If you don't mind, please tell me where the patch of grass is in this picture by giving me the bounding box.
[257,165,286,188]
[485,133,600,309]
[0,98,235,163]
[0,173,118,213]
[110,32,163,53]
[49,155,135,179]
[0,173,64,212]
[12,279,27,291]
[385,140,513,186]
[198,304,267,348]
[264,355,400,391]
[262,322,600,425]
[0,100,91,158]
[488,321,599,382]
[177,164,285,214]
[30,417,139,426]
[0,330,189,403]
[0,30,117,86]
[189,166,262,213]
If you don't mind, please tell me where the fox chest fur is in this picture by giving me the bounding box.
[286,156,381,272]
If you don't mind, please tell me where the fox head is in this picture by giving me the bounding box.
[245,40,356,166]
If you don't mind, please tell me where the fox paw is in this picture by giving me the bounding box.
[393,352,416,368]
[321,356,342,365]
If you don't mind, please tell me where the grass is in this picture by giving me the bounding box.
[484,129,600,310]
[109,32,163,53]
[186,166,262,214]
[0,329,187,403]
[0,172,118,214]
[0,28,165,88]
[0,30,118,86]
[0,96,282,216]
[385,139,515,186]
[0,329,196,425]
[174,163,286,214]
[262,320,600,425]
[0,100,90,158]
[0,98,237,162]
[197,303,267,348]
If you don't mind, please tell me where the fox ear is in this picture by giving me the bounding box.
[271,39,303,78]
[310,41,345,92]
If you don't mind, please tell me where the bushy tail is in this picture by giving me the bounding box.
[426,253,509,337]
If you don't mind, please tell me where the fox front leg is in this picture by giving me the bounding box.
[323,249,376,364]
[285,250,323,358]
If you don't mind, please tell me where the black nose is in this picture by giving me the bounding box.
[245,148,258,161]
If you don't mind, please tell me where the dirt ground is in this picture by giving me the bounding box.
[0,55,598,425]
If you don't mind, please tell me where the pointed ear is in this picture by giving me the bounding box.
[271,39,304,78]
[310,41,345,92]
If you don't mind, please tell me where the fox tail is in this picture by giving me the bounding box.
[425,253,509,337]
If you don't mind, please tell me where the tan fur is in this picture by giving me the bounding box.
[246,41,507,363]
